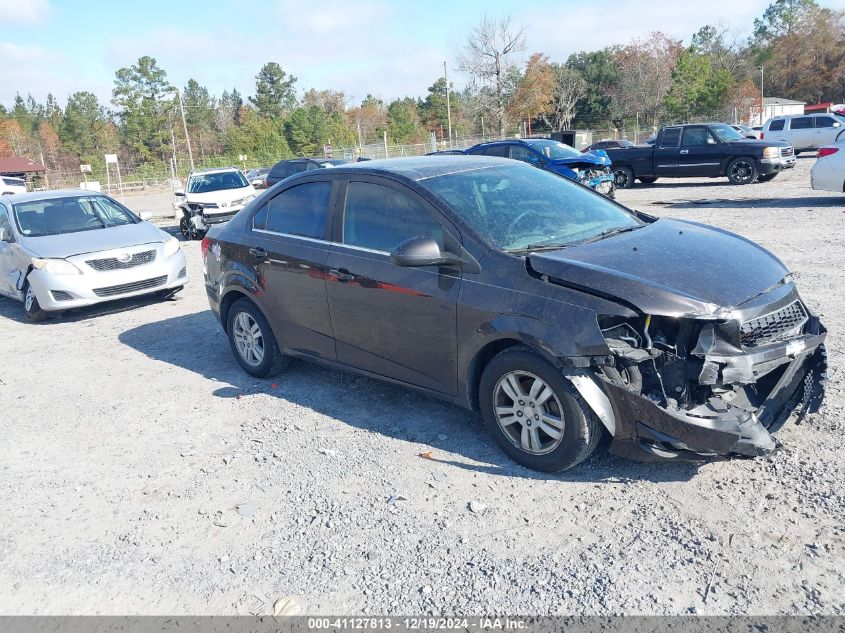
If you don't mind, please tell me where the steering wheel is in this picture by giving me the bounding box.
[506,210,544,234]
[84,217,103,227]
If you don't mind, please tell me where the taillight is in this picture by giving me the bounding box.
[201,236,211,258]
[263,177,269,188]
[818,147,839,158]
[760,132,764,139]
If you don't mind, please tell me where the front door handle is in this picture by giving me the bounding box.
[249,247,267,259]
[329,268,354,282]
[680,149,689,154]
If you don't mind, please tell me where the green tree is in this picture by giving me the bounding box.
[665,48,733,119]
[111,56,173,162]
[386,98,421,143]
[566,49,619,128]
[249,62,297,119]
[61,91,112,159]
[284,106,355,155]
[224,108,290,164]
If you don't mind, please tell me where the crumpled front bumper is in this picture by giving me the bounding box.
[604,336,827,463]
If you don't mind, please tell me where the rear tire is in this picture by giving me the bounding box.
[23,282,48,322]
[727,157,758,185]
[226,298,289,378]
[478,346,602,472]
[614,166,635,189]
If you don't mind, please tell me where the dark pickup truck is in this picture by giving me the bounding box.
[606,122,794,188]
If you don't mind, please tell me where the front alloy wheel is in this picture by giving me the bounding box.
[493,371,565,455]
[727,158,758,185]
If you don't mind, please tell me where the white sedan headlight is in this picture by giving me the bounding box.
[31,258,82,275]
[163,236,181,258]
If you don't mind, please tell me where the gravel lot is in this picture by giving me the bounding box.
[1,157,843,616]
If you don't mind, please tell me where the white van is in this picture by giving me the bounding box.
[761,113,845,154]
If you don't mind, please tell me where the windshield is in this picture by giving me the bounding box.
[422,163,642,252]
[525,140,581,160]
[710,123,744,142]
[188,171,249,193]
[14,195,138,237]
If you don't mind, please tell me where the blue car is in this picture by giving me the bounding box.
[462,138,616,197]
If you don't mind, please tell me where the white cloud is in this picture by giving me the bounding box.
[0,0,51,25]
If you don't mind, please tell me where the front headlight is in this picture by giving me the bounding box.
[163,236,181,258]
[31,258,82,275]
[763,147,780,160]
[232,194,256,206]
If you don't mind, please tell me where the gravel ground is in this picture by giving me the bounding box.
[1,157,843,616]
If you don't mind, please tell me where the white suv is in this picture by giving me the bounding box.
[1,176,28,195]
[174,167,256,240]
[761,113,845,154]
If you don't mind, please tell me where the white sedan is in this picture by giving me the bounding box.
[811,134,845,194]
[0,190,188,321]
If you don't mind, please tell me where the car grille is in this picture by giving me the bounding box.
[51,290,73,301]
[202,211,237,225]
[93,276,167,298]
[780,147,794,158]
[741,300,808,347]
[86,250,156,271]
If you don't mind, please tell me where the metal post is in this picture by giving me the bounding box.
[444,61,453,150]
[383,130,389,159]
[760,66,765,126]
[481,115,485,140]
[356,118,364,153]
[176,88,195,171]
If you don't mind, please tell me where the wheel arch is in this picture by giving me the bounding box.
[219,287,273,336]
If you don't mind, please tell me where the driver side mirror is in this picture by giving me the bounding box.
[138,211,153,221]
[174,191,186,198]
[390,236,462,268]
[0,227,11,242]
[833,122,842,128]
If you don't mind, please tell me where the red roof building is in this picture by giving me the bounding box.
[0,156,47,178]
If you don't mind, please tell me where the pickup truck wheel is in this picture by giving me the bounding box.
[638,176,658,184]
[727,158,758,185]
[614,167,635,189]
[757,173,778,183]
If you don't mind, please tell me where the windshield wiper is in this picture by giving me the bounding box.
[505,241,571,254]
[580,225,641,245]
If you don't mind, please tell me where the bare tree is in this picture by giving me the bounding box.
[457,14,526,138]
[543,64,587,131]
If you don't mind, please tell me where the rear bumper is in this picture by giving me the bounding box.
[605,337,827,463]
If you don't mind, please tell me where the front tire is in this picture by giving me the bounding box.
[179,215,205,241]
[727,157,758,185]
[614,166,635,189]
[226,298,289,378]
[23,282,48,322]
[479,347,602,472]
[638,176,658,184]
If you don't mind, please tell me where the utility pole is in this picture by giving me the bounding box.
[175,88,195,171]
[760,66,765,126]
[444,61,453,149]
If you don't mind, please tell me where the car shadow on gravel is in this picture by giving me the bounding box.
[119,311,700,483]
[665,195,845,209]
[0,292,184,325]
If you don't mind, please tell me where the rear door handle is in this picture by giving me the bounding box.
[329,268,354,282]
[249,247,267,259]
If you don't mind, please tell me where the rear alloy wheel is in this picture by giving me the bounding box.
[614,166,635,189]
[226,298,289,377]
[23,283,48,322]
[479,347,602,472]
[727,158,758,185]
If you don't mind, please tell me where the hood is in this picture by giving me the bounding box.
[528,218,789,316]
[550,150,611,168]
[21,222,169,258]
[726,138,790,149]
[187,185,255,204]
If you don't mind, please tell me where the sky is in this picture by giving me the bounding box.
[2,0,845,109]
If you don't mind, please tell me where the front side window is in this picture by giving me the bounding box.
[790,117,813,130]
[681,127,717,146]
[187,171,249,193]
[423,162,641,252]
[815,117,836,128]
[265,181,332,239]
[13,196,137,237]
[509,145,542,164]
[343,182,444,253]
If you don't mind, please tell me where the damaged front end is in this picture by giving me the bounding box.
[589,289,827,462]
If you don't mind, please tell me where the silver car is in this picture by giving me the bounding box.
[0,190,188,321]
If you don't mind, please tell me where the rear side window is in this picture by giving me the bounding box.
[269,163,291,180]
[768,119,785,131]
[815,117,836,128]
[480,145,509,157]
[790,117,813,130]
[265,181,332,239]
[343,182,444,253]
[660,128,681,147]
